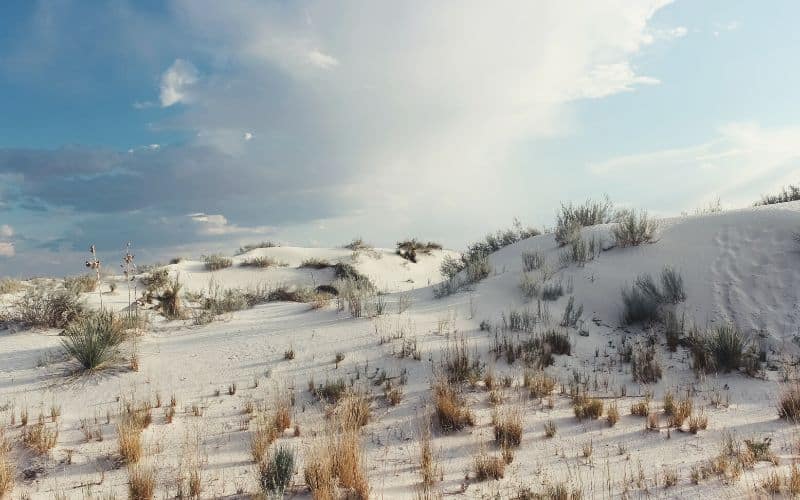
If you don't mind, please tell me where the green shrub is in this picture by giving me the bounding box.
[13,287,86,328]
[660,266,686,303]
[621,285,660,324]
[140,268,170,291]
[521,250,545,272]
[202,254,233,271]
[61,311,126,370]
[258,446,295,495]
[612,210,658,247]
[710,325,747,372]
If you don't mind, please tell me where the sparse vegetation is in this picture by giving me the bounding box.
[300,257,332,269]
[573,394,603,421]
[689,324,757,375]
[494,408,522,447]
[521,250,545,272]
[258,446,295,496]
[0,430,13,497]
[631,344,662,383]
[755,184,800,206]
[236,241,279,255]
[64,274,98,294]
[612,210,658,247]
[240,256,287,268]
[554,196,614,246]
[127,464,155,500]
[11,286,86,328]
[396,239,442,262]
[433,378,474,432]
[473,451,505,481]
[202,254,233,271]
[778,383,800,421]
[140,268,170,291]
[0,278,22,295]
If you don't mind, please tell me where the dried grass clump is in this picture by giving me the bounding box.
[442,335,483,384]
[22,422,59,455]
[688,413,708,434]
[396,239,442,262]
[156,276,184,320]
[64,274,98,294]
[525,370,557,399]
[473,451,505,481]
[12,286,86,328]
[300,257,332,269]
[419,423,438,487]
[432,379,473,432]
[612,210,658,247]
[140,268,170,292]
[521,250,545,272]
[689,324,758,375]
[61,310,126,371]
[606,401,620,427]
[236,241,279,255]
[127,464,155,500]
[202,254,233,271]
[304,430,369,500]
[0,430,12,497]
[543,420,557,438]
[250,416,279,464]
[240,256,288,268]
[755,184,800,206]
[493,408,522,448]
[117,418,144,463]
[333,392,371,430]
[667,398,693,428]
[630,397,650,417]
[0,278,23,295]
[779,383,800,421]
[573,394,603,421]
[631,344,662,383]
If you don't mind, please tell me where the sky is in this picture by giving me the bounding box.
[1,0,799,277]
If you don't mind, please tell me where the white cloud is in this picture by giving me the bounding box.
[589,123,800,210]
[159,59,199,107]
[652,26,688,40]
[243,132,254,141]
[308,49,338,69]
[0,224,13,238]
[188,213,275,236]
[0,242,14,258]
[568,62,660,100]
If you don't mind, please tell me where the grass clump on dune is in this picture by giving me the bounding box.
[554,196,615,246]
[0,278,23,295]
[259,446,295,496]
[755,184,800,206]
[778,383,800,421]
[61,310,127,371]
[0,430,13,497]
[235,241,279,255]
[612,210,658,247]
[396,239,442,262]
[63,274,98,294]
[12,286,86,328]
[688,324,760,376]
[240,256,288,268]
[300,257,332,269]
[202,254,233,271]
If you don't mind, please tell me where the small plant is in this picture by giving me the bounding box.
[228,383,237,396]
[710,324,748,372]
[554,196,614,246]
[606,401,619,427]
[755,184,800,206]
[573,394,603,421]
[543,420,557,438]
[433,378,473,432]
[660,266,686,303]
[21,422,58,455]
[64,274,99,294]
[127,464,155,500]
[61,310,126,371]
[493,408,522,448]
[631,397,650,416]
[396,239,442,262]
[258,446,295,496]
[560,296,583,327]
[236,241,279,255]
[540,281,564,301]
[473,451,505,481]
[688,413,708,434]
[284,347,295,360]
[300,257,332,269]
[250,416,278,463]
[521,250,545,272]
[631,344,662,383]
[0,430,13,497]
[157,276,184,319]
[202,254,233,271]
[621,285,660,324]
[240,256,287,268]
[612,210,658,247]
[779,383,800,421]
[117,418,143,463]
[334,352,345,367]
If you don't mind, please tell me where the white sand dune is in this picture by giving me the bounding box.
[1,202,799,499]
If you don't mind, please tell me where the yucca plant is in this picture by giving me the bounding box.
[61,310,126,371]
[157,276,184,319]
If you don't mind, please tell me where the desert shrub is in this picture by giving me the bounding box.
[541,329,571,356]
[117,418,143,463]
[141,268,170,292]
[396,239,442,262]
[560,296,583,328]
[433,379,473,432]
[333,263,374,290]
[621,285,660,324]
[612,210,658,247]
[606,401,620,426]
[127,464,155,500]
[313,378,348,404]
[755,184,800,206]
[473,452,505,481]
[540,282,563,301]
[687,328,714,374]
[21,422,58,454]
[631,344,662,383]
[61,310,126,371]
[502,309,538,333]
[343,238,372,251]
[543,420,557,438]
[710,324,748,372]
[11,286,86,328]
[258,446,295,496]
[573,394,603,421]
[157,277,184,319]
[660,266,686,303]
[521,250,545,272]
[433,253,491,298]
[779,383,800,421]
[493,409,522,447]
[64,274,98,294]
[333,392,371,430]
[240,256,287,268]
[440,255,464,280]
[442,335,483,383]
[305,430,369,500]
[630,397,650,416]
[300,257,332,269]
[525,371,557,399]
[554,197,614,246]
[202,254,233,271]
[236,241,279,255]
[0,278,22,295]
[663,311,684,352]
[519,273,540,299]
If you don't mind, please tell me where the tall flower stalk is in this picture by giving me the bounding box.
[85,244,102,308]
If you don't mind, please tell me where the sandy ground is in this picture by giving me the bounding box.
[1,203,799,499]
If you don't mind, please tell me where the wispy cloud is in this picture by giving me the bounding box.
[159,59,198,107]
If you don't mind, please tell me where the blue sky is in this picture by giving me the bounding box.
[1,0,799,277]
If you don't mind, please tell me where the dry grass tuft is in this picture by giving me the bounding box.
[21,422,59,455]
[250,415,278,464]
[525,370,556,399]
[117,419,143,464]
[0,430,13,497]
[606,401,619,427]
[779,383,800,421]
[432,378,473,432]
[493,408,522,448]
[419,422,438,487]
[572,394,603,421]
[127,464,156,500]
[473,450,505,481]
[630,397,650,417]
[304,429,370,500]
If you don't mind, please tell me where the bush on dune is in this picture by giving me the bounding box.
[235,241,279,255]
[61,310,127,371]
[612,210,658,247]
[63,274,98,294]
[396,239,442,262]
[11,286,86,328]
[755,184,800,206]
[240,256,287,268]
[554,196,615,246]
[202,254,233,271]
[621,267,686,325]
